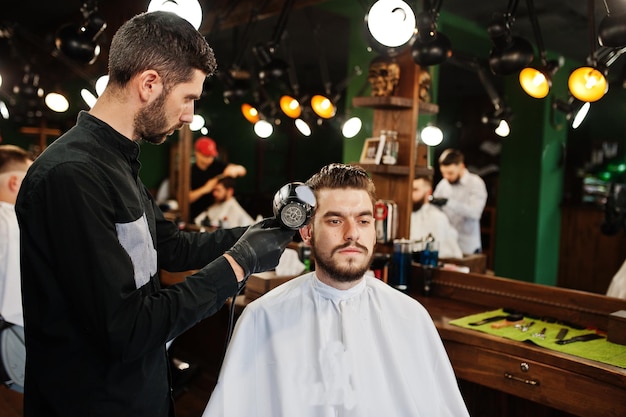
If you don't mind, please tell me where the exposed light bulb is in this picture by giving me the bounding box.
[189,114,205,131]
[366,0,416,47]
[0,101,9,120]
[45,92,69,112]
[254,120,273,138]
[147,0,203,30]
[295,119,312,136]
[95,75,108,96]
[81,88,98,108]
[495,119,510,137]
[342,117,362,138]
[420,125,443,146]
[572,102,590,129]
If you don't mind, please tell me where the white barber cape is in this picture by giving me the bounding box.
[0,202,23,326]
[203,273,469,417]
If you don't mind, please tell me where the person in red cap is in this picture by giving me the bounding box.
[189,136,247,221]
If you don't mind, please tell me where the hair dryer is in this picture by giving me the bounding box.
[272,182,316,230]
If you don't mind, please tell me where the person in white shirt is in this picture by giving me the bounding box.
[0,144,32,392]
[411,174,463,259]
[203,163,469,417]
[433,149,488,255]
[194,176,254,228]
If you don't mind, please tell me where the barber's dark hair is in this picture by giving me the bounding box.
[108,11,217,90]
[306,163,377,206]
[0,144,31,174]
[438,148,464,166]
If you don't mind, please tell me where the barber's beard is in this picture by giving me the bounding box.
[310,236,373,283]
[134,92,180,145]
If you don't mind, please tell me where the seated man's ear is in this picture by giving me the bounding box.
[299,224,312,244]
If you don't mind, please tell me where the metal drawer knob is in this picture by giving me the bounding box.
[520,362,530,372]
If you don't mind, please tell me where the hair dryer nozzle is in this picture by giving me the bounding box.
[272,182,316,230]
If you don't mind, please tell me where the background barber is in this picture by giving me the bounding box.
[433,148,488,254]
[189,136,247,221]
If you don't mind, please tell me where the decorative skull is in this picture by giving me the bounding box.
[418,70,432,103]
[367,56,400,97]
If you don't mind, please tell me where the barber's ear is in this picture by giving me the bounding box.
[137,70,162,102]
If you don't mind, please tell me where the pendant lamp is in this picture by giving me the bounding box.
[568,0,608,102]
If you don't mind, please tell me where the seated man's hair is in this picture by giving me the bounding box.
[0,144,31,173]
[414,173,433,186]
[306,163,377,204]
[218,176,236,190]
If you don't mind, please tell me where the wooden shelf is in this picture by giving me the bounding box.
[358,164,410,175]
[351,52,432,239]
[352,96,439,115]
[358,164,434,177]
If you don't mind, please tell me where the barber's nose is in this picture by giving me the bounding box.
[181,105,195,124]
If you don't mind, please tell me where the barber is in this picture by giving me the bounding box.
[432,148,488,255]
[16,11,294,417]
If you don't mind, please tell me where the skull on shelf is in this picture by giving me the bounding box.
[367,56,400,97]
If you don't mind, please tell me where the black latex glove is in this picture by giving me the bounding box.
[429,196,448,207]
[226,217,295,278]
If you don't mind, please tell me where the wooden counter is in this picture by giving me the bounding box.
[409,266,626,417]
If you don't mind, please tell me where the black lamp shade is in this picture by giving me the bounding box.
[487,18,512,51]
[55,24,99,64]
[489,36,534,76]
[258,59,288,83]
[411,32,452,66]
[82,13,107,41]
[599,13,626,47]
[222,78,250,103]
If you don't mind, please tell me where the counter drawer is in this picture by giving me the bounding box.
[444,340,626,417]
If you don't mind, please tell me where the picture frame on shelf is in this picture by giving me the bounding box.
[359,137,386,164]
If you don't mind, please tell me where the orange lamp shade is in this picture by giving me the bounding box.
[241,103,260,123]
[311,94,336,119]
[568,67,608,102]
[279,95,302,118]
[519,67,550,99]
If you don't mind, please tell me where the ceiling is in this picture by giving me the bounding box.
[0,0,624,126]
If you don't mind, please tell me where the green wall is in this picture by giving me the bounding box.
[318,0,374,162]
[438,12,569,284]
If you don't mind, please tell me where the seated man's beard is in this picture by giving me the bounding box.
[412,197,428,212]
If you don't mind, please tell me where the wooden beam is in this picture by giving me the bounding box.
[19,119,62,151]
[176,126,192,224]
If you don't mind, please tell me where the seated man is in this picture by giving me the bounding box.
[411,174,463,259]
[0,145,33,392]
[203,163,469,416]
[194,177,254,228]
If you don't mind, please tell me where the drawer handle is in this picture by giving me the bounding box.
[504,372,540,386]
